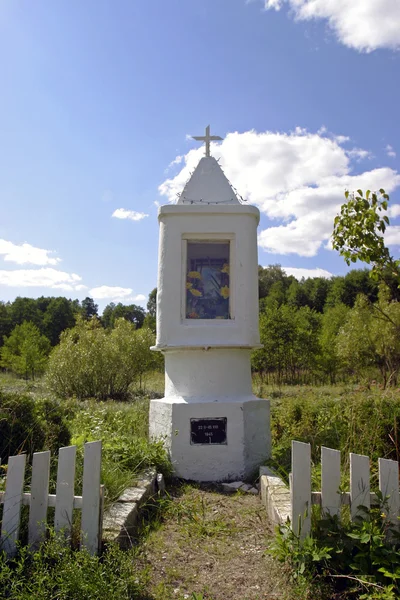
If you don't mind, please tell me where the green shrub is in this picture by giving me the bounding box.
[270,499,400,599]
[46,317,159,400]
[70,397,171,504]
[0,390,71,463]
[1,321,51,380]
[0,533,149,599]
[270,387,400,481]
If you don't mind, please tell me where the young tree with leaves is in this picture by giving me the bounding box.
[332,189,399,289]
[1,321,51,379]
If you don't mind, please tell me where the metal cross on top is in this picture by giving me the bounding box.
[192,125,223,157]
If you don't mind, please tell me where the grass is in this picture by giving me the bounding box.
[0,533,152,599]
[0,371,171,508]
[3,370,400,598]
[252,382,400,487]
[134,483,312,600]
[68,397,171,506]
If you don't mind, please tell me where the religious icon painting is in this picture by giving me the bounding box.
[186,241,230,320]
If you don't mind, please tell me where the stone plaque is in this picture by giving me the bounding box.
[190,418,227,445]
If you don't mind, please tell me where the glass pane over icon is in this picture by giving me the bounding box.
[186,241,230,320]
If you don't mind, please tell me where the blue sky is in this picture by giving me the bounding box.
[1,0,399,312]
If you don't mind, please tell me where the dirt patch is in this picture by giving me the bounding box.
[137,484,298,600]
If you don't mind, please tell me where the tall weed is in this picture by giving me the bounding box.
[270,386,400,482]
[0,533,149,599]
[69,397,171,505]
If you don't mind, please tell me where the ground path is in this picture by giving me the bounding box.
[136,484,298,600]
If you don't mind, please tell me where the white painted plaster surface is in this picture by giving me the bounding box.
[149,396,270,481]
[164,348,253,401]
[155,205,260,349]
[178,157,240,205]
[149,153,270,482]
[259,470,292,526]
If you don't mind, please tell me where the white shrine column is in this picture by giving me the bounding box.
[149,129,270,482]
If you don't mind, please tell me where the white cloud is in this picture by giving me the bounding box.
[165,155,184,173]
[0,268,84,290]
[89,285,133,300]
[0,239,61,266]
[51,283,88,292]
[279,267,333,279]
[388,204,400,218]
[346,148,372,161]
[159,128,400,258]
[116,294,147,305]
[386,145,396,158]
[263,0,400,52]
[334,135,350,144]
[385,226,400,246]
[89,287,147,304]
[112,208,149,222]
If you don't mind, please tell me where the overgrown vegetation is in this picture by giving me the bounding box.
[69,396,171,504]
[0,534,149,599]
[0,187,399,597]
[267,382,400,598]
[271,499,400,599]
[1,321,51,380]
[0,389,71,464]
[263,385,400,484]
[46,317,161,399]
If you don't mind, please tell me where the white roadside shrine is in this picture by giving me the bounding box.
[150,126,271,481]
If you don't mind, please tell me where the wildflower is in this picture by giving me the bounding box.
[188,271,202,279]
[189,288,202,297]
[220,286,230,299]
[221,263,229,274]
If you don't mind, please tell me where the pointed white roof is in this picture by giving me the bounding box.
[177,157,240,205]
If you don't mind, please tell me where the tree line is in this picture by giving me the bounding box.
[254,189,400,386]
[2,265,399,386]
[0,296,147,348]
[0,296,150,383]
[254,266,400,386]
[1,189,398,388]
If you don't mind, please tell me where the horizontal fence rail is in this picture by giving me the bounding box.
[0,441,103,557]
[291,440,400,539]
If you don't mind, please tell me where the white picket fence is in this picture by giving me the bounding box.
[0,441,103,557]
[291,440,400,538]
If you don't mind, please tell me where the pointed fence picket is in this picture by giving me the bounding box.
[1,454,26,556]
[290,440,400,536]
[0,441,104,557]
[54,445,77,537]
[81,441,102,554]
[321,446,341,518]
[291,440,311,538]
[28,450,50,550]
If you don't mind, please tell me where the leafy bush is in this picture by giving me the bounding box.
[0,390,71,463]
[0,534,148,599]
[270,387,400,481]
[1,321,51,379]
[46,317,160,400]
[70,397,171,504]
[270,500,400,599]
